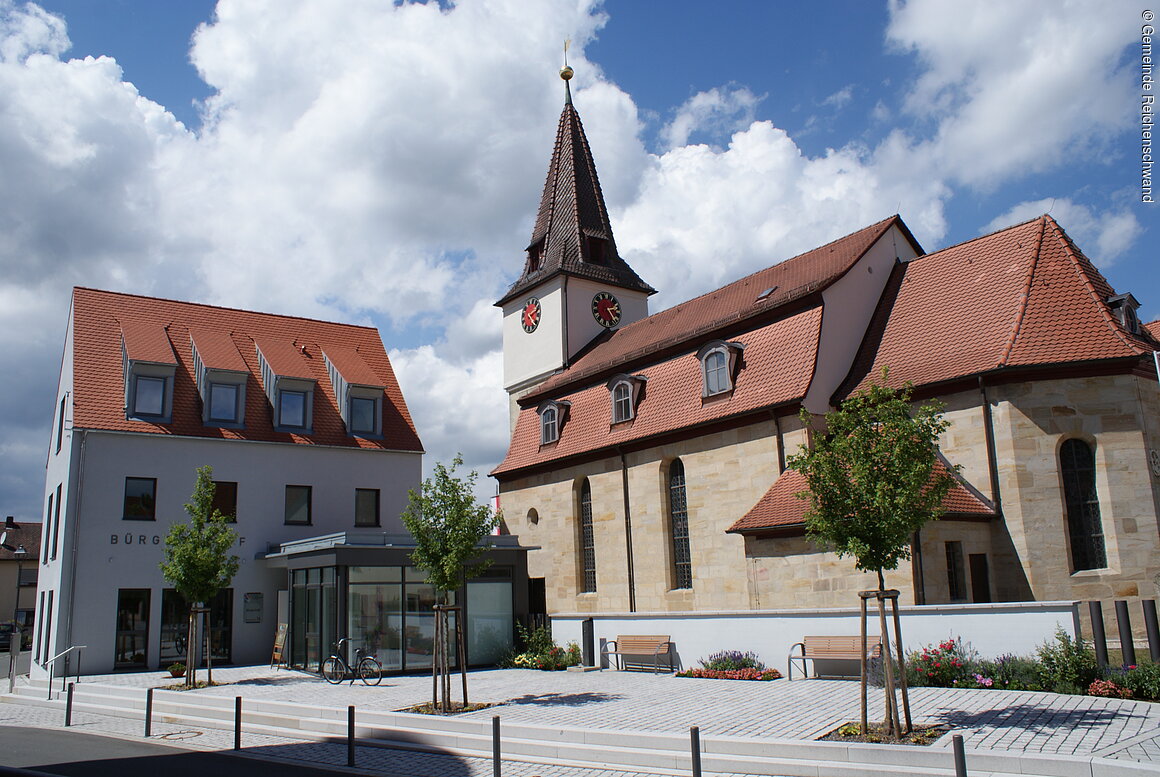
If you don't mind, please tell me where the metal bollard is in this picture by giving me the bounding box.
[492,715,501,777]
[1115,600,1137,667]
[234,696,242,750]
[144,687,154,738]
[1144,600,1160,662]
[952,734,967,777]
[690,726,702,777]
[65,683,74,727]
[347,705,355,767]
[1089,601,1109,669]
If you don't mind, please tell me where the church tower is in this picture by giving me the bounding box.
[496,66,655,426]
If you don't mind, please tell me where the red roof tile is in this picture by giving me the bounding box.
[254,337,315,380]
[189,328,248,372]
[528,216,913,401]
[324,346,384,388]
[71,288,422,451]
[728,456,995,534]
[841,216,1155,397]
[120,320,176,364]
[493,307,821,475]
[0,522,41,560]
[1146,320,1160,341]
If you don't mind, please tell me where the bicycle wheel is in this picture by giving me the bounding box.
[321,656,345,684]
[358,656,382,686]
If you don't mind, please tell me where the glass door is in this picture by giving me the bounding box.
[114,589,150,669]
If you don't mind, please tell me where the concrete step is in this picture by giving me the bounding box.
[3,681,1147,777]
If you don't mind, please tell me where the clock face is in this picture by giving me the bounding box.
[591,291,622,328]
[521,297,541,333]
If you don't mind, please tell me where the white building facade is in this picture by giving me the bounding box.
[37,288,426,676]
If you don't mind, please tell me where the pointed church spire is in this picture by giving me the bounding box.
[496,65,655,308]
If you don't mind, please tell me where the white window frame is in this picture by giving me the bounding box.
[696,340,745,398]
[537,400,570,445]
[606,373,647,424]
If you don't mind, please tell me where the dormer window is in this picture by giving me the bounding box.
[585,234,609,265]
[323,347,384,438]
[538,399,570,445]
[607,373,647,423]
[527,238,545,273]
[1107,293,1141,335]
[256,339,317,434]
[121,322,177,423]
[697,340,745,398]
[278,389,308,428]
[190,329,248,428]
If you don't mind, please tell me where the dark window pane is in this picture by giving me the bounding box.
[350,397,376,434]
[135,376,165,416]
[279,390,306,428]
[669,459,692,589]
[124,477,156,520]
[355,488,379,527]
[114,589,150,668]
[1060,439,1106,571]
[212,481,238,522]
[285,485,312,525]
[945,541,966,601]
[579,479,596,593]
[209,383,238,422]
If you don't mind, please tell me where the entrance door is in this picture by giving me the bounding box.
[114,589,150,669]
[969,554,992,603]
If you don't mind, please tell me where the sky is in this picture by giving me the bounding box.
[0,0,1154,522]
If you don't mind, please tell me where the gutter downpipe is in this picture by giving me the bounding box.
[978,377,1003,512]
[63,429,87,673]
[618,448,637,613]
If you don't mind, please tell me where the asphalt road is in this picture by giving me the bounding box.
[0,728,347,777]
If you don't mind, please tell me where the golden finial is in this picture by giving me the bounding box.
[560,39,573,81]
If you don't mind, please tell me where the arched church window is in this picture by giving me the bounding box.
[578,479,596,593]
[668,459,692,589]
[1059,439,1107,571]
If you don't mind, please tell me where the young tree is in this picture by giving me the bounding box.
[788,371,954,735]
[160,465,239,687]
[400,454,500,712]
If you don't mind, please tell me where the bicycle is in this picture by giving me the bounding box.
[322,638,382,685]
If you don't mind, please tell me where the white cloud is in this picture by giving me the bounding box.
[0,0,1147,521]
[984,198,1142,265]
[822,85,853,109]
[660,85,761,150]
[886,0,1141,189]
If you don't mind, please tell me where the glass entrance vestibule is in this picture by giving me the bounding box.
[272,533,530,674]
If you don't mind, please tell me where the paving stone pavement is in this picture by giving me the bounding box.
[4,665,1159,774]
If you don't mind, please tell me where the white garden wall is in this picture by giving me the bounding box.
[552,601,1081,672]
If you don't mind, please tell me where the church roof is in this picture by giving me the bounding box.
[494,214,1155,481]
[70,287,423,451]
[726,455,997,536]
[838,215,1157,399]
[495,96,655,308]
[525,215,912,402]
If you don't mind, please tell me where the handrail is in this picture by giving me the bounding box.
[45,644,86,699]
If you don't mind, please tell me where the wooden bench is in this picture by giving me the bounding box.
[787,635,882,681]
[601,635,673,673]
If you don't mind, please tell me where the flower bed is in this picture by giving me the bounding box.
[677,649,781,681]
[677,667,781,681]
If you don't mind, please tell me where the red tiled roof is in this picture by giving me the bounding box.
[841,216,1156,397]
[71,288,422,451]
[493,307,822,475]
[496,100,655,307]
[728,455,995,534]
[254,337,315,380]
[189,328,248,372]
[121,320,176,364]
[528,215,913,401]
[1146,320,1160,341]
[324,346,384,388]
[0,522,41,560]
